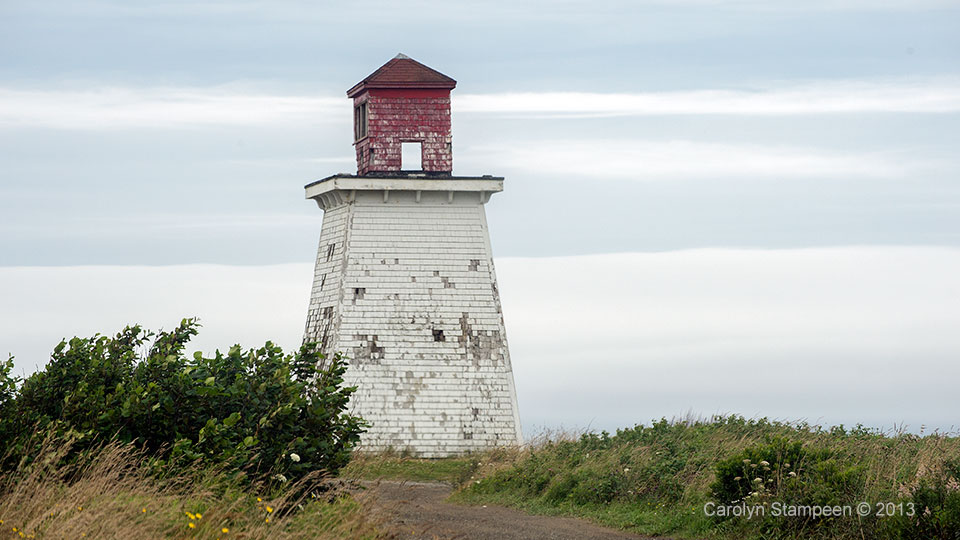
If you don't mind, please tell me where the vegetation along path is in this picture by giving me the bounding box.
[366,480,652,540]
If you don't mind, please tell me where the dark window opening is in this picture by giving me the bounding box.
[354,287,365,299]
[432,329,445,342]
[354,102,368,140]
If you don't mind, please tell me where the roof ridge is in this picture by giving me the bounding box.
[347,56,456,97]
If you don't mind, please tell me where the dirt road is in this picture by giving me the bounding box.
[365,481,651,540]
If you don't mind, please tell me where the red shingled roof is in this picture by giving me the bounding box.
[347,54,457,97]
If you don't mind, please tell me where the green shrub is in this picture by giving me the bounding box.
[0,356,19,449]
[711,436,839,506]
[710,437,866,537]
[1,319,365,484]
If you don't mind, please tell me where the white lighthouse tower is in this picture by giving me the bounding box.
[303,55,522,457]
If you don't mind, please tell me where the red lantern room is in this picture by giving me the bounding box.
[347,54,457,175]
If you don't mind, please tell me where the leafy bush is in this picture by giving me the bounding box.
[0,319,365,484]
[711,437,866,537]
[712,436,864,508]
[0,356,19,446]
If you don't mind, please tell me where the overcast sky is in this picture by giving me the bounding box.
[1,0,958,434]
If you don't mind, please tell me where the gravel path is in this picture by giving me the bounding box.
[365,480,653,540]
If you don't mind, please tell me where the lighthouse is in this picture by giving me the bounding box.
[302,54,522,456]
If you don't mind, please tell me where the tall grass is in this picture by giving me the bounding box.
[0,437,383,539]
[455,416,960,539]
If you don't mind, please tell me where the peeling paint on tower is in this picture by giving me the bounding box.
[301,54,523,457]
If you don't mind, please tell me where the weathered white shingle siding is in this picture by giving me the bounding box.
[304,203,352,354]
[304,188,522,457]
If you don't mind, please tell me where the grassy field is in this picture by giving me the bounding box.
[6,416,958,539]
[341,451,477,484]
[346,416,960,540]
[0,441,384,540]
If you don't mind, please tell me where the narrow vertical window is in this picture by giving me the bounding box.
[354,102,367,140]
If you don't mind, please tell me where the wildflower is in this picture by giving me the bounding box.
[265,517,270,523]
[273,474,288,483]
[289,453,300,463]
[743,459,751,464]
[623,467,630,473]
[734,477,742,481]
[754,477,762,483]
[142,508,146,513]
[759,461,770,466]
[222,527,229,533]
[266,506,273,513]
[788,472,796,477]
[186,512,196,520]
[189,523,195,529]
[196,513,203,520]
[78,506,83,511]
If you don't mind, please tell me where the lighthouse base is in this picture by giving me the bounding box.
[303,175,522,457]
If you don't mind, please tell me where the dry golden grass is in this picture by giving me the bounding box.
[0,438,385,539]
